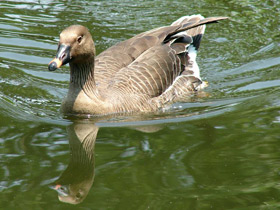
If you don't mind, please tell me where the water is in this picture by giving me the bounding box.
[1,0,280,209]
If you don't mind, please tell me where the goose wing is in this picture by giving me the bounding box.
[105,37,191,97]
[94,25,178,88]
[94,16,227,90]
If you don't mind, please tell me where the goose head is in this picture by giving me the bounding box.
[48,25,96,71]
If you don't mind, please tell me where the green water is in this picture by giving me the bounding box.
[1,0,280,209]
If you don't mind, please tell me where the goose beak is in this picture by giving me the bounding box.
[48,44,71,71]
[49,184,70,197]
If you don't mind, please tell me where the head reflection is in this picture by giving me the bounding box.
[50,122,98,204]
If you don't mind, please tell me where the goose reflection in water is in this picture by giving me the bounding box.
[50,122,98,205]
[49,119,162,204]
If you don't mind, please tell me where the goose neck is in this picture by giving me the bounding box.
[70,60,95,85]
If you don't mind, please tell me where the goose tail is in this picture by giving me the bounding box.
[170,14,207,80]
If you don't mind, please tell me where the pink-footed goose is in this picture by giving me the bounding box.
[48,15,228,115]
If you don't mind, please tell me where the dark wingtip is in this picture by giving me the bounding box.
[165,16,229,43]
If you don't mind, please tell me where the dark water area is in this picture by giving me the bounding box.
[1,0,280,209]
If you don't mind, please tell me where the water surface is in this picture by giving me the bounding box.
[1,0,280,209]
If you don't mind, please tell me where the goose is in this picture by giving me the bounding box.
[48,15,227,115]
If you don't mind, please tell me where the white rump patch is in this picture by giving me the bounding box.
[188,45,201,79]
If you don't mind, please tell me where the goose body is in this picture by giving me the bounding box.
[48,15,227,115]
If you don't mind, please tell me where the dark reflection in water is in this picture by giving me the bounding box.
[49,120,164,205]
[50,122,97,204]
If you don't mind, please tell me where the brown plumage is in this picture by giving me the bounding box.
[48,15,228,115]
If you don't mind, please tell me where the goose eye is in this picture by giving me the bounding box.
[76,192,82,199]
[77,36,83,43]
